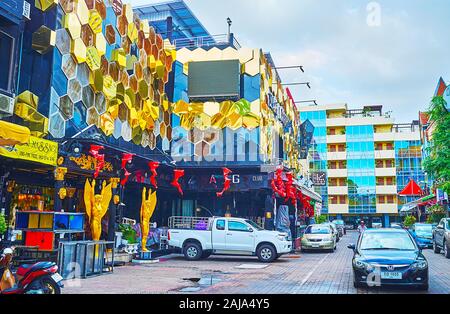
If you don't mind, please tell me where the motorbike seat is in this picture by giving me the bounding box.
[16,264,34,277]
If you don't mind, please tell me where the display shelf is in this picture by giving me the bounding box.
[15,211,85,251]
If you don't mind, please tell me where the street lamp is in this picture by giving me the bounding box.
[295,100,318,105]
[227,17,232,41]
[196,205,214,217]
[275,82,311,89]
[273,65,305,73]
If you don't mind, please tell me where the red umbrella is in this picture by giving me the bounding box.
[398,179,423,196]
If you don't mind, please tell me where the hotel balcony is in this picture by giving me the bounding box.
[373,132,395,142]
[327,168,348,178]
[326,151,347,161]
[376,185,398,195]
[328,204,349,214]
[374,150,396,159]
[376,203,398,214]
[326,117,347,127]
[326,134,346,144]
[375,167,397,177]
[328,186,349,195]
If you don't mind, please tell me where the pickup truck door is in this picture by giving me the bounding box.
[211,219,227,250]
[225,220,255,252]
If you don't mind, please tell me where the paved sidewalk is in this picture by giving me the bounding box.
[63,231,450,294]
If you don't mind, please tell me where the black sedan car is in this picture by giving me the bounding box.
[348,228,428,290]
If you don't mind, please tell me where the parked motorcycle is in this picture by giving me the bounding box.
[0,247,64,294]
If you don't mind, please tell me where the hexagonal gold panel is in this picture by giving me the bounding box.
[88,10,103,34]
[74,0,89,25]
[32,25,56,54]
[35,0,58,11]
[86,46,101,71]
[63,12,82,40]
[71,38,87,63]
[94,33,106,56]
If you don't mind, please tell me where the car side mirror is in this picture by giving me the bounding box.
[347,244,356,250]
[437,225,443,229]
[247,227,254,232]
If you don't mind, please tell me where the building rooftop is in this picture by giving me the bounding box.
[134,0,212,41]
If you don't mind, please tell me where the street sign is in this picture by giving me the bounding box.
[311,171,327,186]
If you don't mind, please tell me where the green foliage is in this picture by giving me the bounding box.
[403,215,416,228]
[315,214,328,224]
[0,214,6,235]
[423,96,450,194]
[426,204,446,224]
[118,223,137,244]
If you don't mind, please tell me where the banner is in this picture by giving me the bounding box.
[0,136,58,166]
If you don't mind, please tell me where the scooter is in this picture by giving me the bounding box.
[0,247,64,294]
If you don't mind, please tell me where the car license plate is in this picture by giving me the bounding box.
[380,271,402,280]
[311,244,320,248]
[51,273,63,283]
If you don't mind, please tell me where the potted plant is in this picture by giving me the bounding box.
[0,213,6,240]
[403,215,416,228]
[426,204,446,224]
[118,223,138,253]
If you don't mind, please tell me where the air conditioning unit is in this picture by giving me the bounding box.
[0,93,15,118]
[22,1,31,20]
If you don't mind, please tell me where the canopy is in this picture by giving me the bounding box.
[398,179,423,196]
[0,120,30,146]
[400,201,419,213]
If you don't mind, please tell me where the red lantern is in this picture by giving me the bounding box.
[148,161,160,188]
[171,169,185,195]
[216,168,232,197]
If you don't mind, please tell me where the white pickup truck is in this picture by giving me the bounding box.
[167,216,292,262]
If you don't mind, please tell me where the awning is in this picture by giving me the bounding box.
[400,200,420,212]
[0,120,30,146]
[299,185,322,203]
[398,179,423,196]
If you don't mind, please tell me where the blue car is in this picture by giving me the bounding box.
[409,223,435,248]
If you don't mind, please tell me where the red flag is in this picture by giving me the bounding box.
[216,168,232,197]
[148,161,160,188]
[171,169,185,195]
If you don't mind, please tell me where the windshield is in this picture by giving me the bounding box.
[360,232,416,251]
[245,220,264,231]
[305,225,331,234]
[332,220,344,225]
[415,224,433,237]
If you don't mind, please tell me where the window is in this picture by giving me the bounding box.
[378,196,385,204]
[0,30,14,92]
[228,221,250,232]
[216,219,225,230]
[386,177,393,185]
[387,195,394,203]
[339,196,346,204]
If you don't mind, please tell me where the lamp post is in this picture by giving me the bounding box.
[196,205,214,217]
[227,17,232,43]
[295,100,318,106]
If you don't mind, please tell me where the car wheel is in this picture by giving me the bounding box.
[183,242,203,261]
[433,240,441,254]
[444,241,450,259]
[257,244,276,263]
[353,280,364,288]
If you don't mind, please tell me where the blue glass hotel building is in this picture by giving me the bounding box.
[299,104,425,227]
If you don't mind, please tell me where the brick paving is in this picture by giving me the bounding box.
[63,231,450,294]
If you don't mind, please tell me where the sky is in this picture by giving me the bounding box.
[129,0,450,123]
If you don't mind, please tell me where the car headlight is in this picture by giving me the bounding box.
[411,260,427,270]
[277,235,290,241]
[353,259,374,271]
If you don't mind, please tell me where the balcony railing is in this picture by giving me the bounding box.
[173,34,241,50]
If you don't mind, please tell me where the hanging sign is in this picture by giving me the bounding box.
[0,136,58,166]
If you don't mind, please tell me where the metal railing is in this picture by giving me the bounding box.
[173,34,241,50]
[168,216,213,230]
